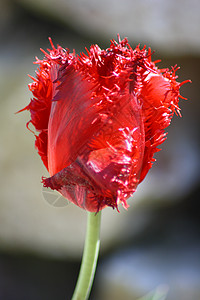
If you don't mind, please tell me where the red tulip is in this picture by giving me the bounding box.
[20,37,189,212]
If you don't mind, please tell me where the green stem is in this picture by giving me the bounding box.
[71,211,102,300]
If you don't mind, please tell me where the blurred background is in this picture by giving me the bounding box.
[0,0,200,299]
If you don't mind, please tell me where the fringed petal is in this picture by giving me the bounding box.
[20,36,189,212]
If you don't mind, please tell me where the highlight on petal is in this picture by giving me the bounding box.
[20,36,190,212]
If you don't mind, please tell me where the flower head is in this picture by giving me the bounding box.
[20,37,189,212]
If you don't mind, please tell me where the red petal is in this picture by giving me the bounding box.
[139,72,181,182]
[47,58,145,210]
[20,40,74,170]
[48,64,102,176]
[35,131,48,169]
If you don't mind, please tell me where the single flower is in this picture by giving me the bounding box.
[19,36,189,212]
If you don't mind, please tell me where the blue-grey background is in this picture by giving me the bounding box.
[0,0,200,299]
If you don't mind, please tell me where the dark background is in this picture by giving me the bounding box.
[0,1,200,299]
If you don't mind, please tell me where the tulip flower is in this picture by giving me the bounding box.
[19,36,189,300]
[20,37,188,212]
